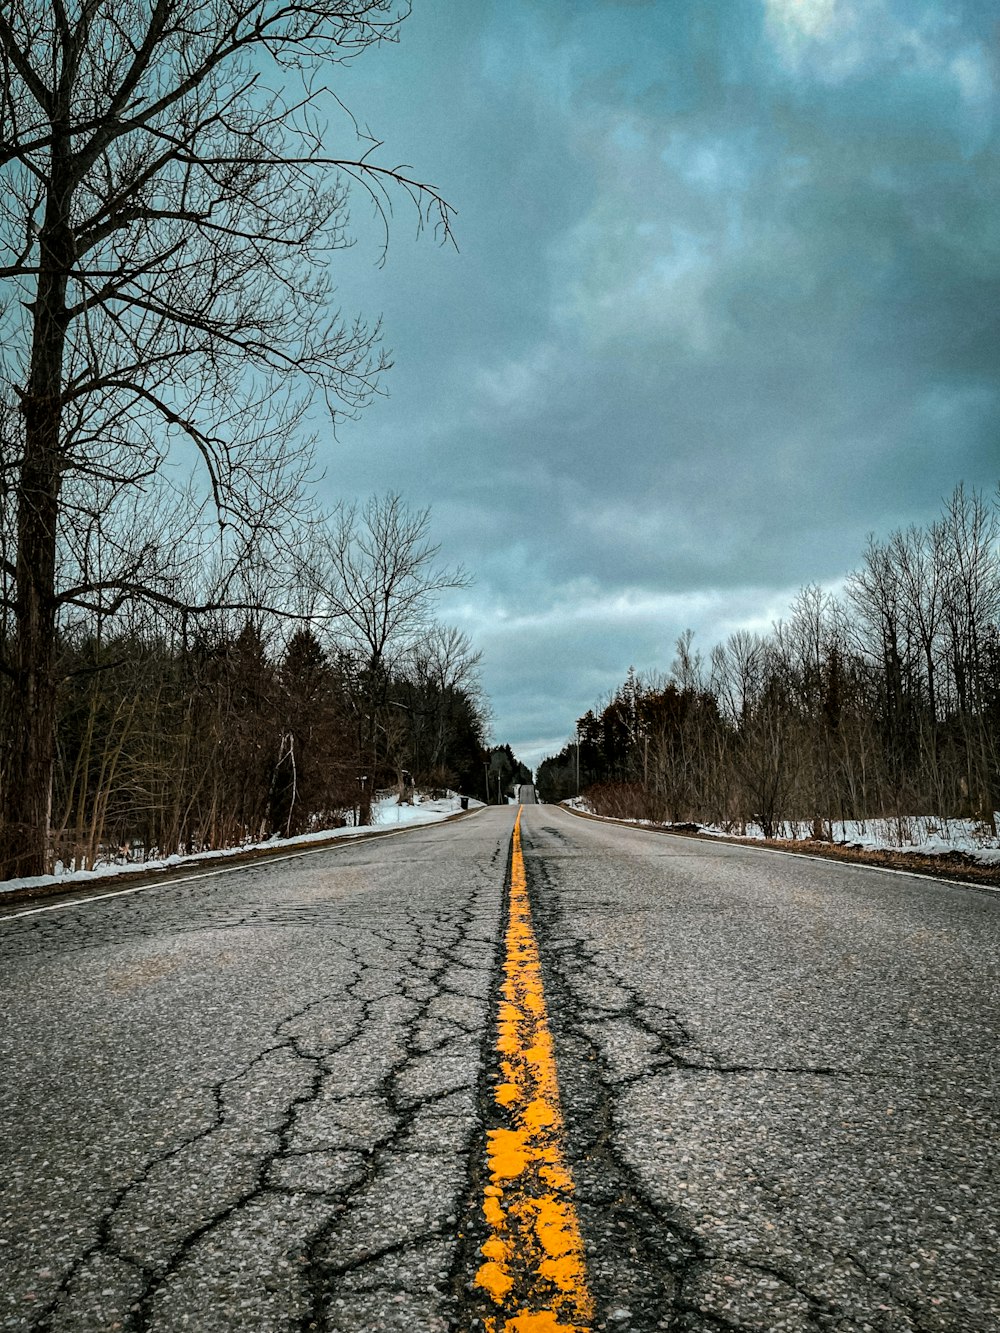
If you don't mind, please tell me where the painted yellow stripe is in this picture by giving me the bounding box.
[475,808,594,1333]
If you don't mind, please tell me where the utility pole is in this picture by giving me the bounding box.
[575,730,580,796]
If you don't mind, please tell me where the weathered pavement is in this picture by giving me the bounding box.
[521,809,1000,1333]
[1,805,998,1332]
[0,811,511,1333]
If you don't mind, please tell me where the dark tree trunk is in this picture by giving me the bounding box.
[3,469,61,877]
[0,170,72,877]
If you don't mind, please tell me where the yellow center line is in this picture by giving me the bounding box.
[474,807,594,1333]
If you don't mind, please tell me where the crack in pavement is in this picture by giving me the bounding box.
[2,821,512,1333]
[519,825,932,1333]
[296,894,501,1333]
[30,986,352,1332]
[6,810,994,1331]
[453,810,594,1333]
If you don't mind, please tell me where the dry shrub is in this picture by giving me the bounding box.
[585,782,669,823]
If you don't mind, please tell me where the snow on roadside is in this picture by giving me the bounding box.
[565,800,1000,866]
[698,815,1000,864]
[0,792,481,895]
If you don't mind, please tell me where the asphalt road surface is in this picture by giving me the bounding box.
[1,806,998,1332]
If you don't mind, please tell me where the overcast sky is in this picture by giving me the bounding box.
[317,0,999,770]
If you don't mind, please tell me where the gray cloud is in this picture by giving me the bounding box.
[313,0,1000,767]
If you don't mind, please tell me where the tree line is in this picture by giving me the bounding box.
[3,491,496,874]
[0,1,459,874]
[538,484,1000,840]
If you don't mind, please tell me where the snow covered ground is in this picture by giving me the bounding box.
[565,799,1000,866]
[1,792,480,896]
[699,815,1000,865]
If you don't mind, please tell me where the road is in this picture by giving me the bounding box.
[1,806,998,1332]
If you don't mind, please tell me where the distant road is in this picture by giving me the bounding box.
[517,783,537,803]
[1,805,997,1330]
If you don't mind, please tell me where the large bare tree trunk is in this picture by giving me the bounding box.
[4,468,60,877]
[1,169,71,876]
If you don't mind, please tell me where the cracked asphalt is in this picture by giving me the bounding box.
[1,813,508,1333]
[522,809,1000,1333]
[2,805,998,1332]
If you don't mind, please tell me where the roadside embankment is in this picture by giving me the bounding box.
[561,801,1000,892]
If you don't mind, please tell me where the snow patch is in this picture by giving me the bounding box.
[700,816,1000,864]
[565,801,1000,866]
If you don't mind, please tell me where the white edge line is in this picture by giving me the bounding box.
[717,837,1000,896]
[0,820,439,923]
[556,805,1000,897]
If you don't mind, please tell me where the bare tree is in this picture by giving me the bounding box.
[0,1,453,873]
[312,493,470,820]
[555,485,1000,842]
[403,624,485,781]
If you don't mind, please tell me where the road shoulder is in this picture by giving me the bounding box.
[557,802,1000,893]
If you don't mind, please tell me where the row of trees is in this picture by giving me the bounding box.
[0,0,457,874]
[12,493,492,874]
[538,485,1000,839]
[485,744,532,806]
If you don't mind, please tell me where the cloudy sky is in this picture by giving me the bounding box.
[318,0,999,770]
